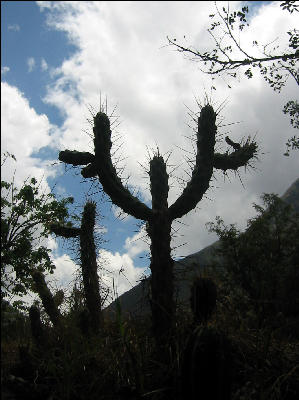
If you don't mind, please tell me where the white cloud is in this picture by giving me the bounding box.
[27,57,36,72]
[111,204,132,221]
[51,253,78,288]
[1,66,10,75]
[1,81,58,189]
[41,58,48,71]
[124,226,149,259]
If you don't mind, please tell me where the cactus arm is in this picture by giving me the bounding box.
[59,150,95,166]
[59,113,152,221]
[93,112,152,221]
[31,270,62,328]
[213,139,258,171]
[169,105,217,220]
[49,222,81,238]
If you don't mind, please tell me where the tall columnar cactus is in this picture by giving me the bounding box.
[31,270,62,328]
[29,305,46,346]
[190,276,217,324]
[181,325,233,400]
[50,201,103,333]
[58,104,257,344]
[181,278,232,399]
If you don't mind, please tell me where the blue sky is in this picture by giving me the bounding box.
[2,1,298,305]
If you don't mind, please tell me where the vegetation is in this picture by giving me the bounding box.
[207,192,299,329]
[1,152,74,308]
[1,183,299,399]
[167,1,299,155]
[1,106,298,399]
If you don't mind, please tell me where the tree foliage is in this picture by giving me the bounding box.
[1,153,74,304]
[207,193,299,325]
[168,1,299,155]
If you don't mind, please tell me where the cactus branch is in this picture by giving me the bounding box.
[213,140,258,171]
[31,270,62,328]
[50,222,81,238]
[169,105,217,220]
[59,150,95,166]
[93,112,152,220]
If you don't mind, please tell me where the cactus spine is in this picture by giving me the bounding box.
[50,201,103,333]
[58,104,257,345]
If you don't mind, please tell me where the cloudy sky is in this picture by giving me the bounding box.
[1,1,298,306]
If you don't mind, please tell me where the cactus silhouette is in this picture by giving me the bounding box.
[181,325,233,400]
[58,104,257,345]
[181,277,232,399]
[50,201,103,333]
[29,304,47,346]
[190,276,217,324]
[31,270,62,328]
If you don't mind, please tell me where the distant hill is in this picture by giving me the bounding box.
[104,178,299,318]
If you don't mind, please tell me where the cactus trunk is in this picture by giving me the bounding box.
[80,202,103,333]
[147,154,174,345]
[147,216,173,344]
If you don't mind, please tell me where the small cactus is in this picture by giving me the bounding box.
[181,325,233,400]
[78,308,91,336]
[31,270,62,328]
[29,305,46,346]
[190,276,217,324]
[50,201,103,334]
